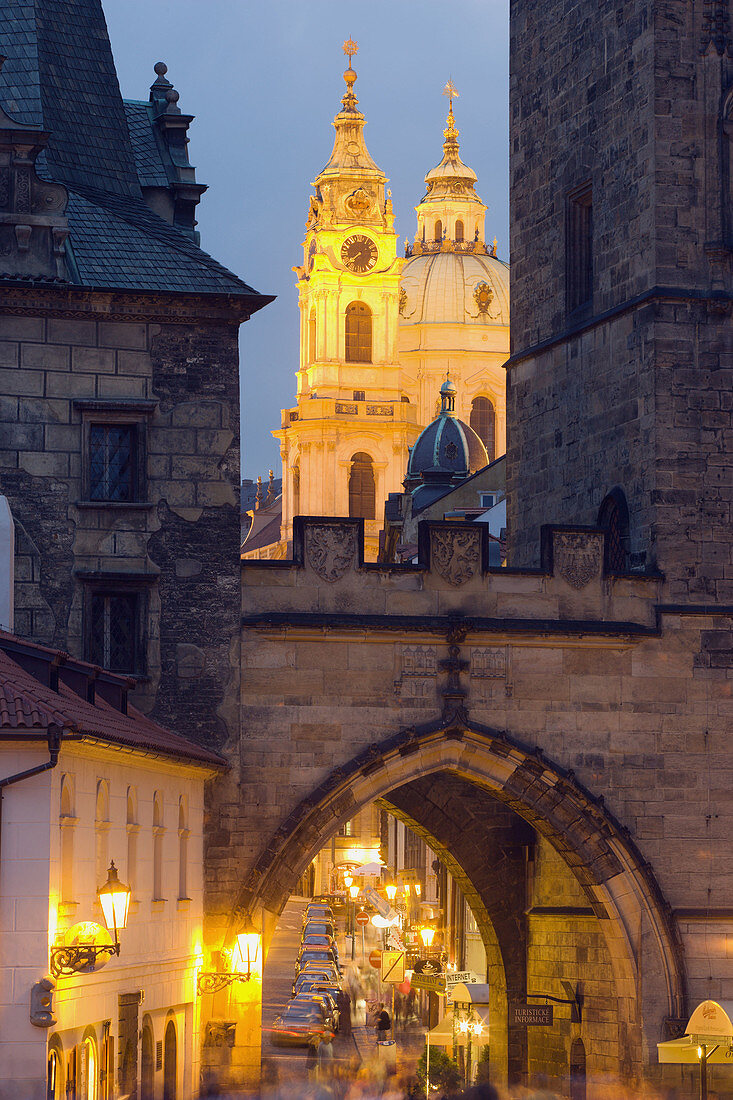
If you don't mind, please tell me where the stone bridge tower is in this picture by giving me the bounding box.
[507,0,732,596]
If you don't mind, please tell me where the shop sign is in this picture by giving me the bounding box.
[411,972,447,994]
[509,1004,554,1026]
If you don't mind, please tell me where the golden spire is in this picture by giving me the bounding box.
[341,38,359,111]
[442,79,460,153]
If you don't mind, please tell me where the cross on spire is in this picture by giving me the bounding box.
[443,79,459,107]
[343,38,358,66]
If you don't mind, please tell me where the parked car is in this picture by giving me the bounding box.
[295,948,339,978]
[302,906,334,925]
[312,893,346,914]
[294,979,341,1002]
[270,1001,326,1048]
[302,921,337,939]
[293,992,339,1033]
[292,965,340,996]
[301,933,338,953]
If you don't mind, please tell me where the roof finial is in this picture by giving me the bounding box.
[442,80,460,153]
[440,372,457,415]
[341,38,359,110]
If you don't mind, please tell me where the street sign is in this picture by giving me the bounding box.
[356,910,370,926]
[509,1004,554,1026]
[446,971,481,989]
[411,972,446,995]
[363,886,391,918]
[380,950,405,984]
[369,949,382,970]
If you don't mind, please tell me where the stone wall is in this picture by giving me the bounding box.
[227,518,733,1085]
[0,293,244,750]
[507,0,732,593]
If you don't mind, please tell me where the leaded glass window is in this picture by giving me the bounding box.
[90,592,138,672]
[89,424,136,501]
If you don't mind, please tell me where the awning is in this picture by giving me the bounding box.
[450,982,491,1005]
[657,1037,733,1065]
[428,1015,454,1046]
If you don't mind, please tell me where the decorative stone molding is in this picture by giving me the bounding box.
[430,526,482,586]
[305,523,357,582]
[552,530,603,589]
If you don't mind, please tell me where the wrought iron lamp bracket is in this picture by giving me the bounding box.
[50,942,120,979]
[197,971,253,995]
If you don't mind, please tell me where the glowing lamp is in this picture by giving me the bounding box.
[97,861,131,943]
[458,1018,469,1033]
[414,883,422,897]
[344,873,353,888]
[386,884,397,901]
[349,884,359,899]
[234,929,261,974]
[420,925,436,948]
[403,883,411,896]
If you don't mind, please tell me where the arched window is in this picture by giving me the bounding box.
[47,1037,64,1100]
[163,1019,177,1100]
[308,308,316,363]
[569,1037,586,1100]
[80,1032,98,1100]
[348,452,375,521]
[153,792,165,901]
[59,776,75,904]
[95,780,109,887]
[292,461,300,518]
[455,219,464,242]
[598,489,630,572]
[178,797,189,901]
[345,302,372,363]
[434,219,442,241]
[470,397,496,462]
[141,1018,155,1100]
[126,787,138,895]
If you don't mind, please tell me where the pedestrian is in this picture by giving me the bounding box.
[376,1002,391,1042]
[318,1029,334,1071]
[337,986,353,1037]
[305,1036,319,1081]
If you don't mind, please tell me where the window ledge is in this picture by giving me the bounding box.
[151,899,166,911]
[176,898,191,911]
[58,901,79,917]
[129,900,140,916]
[74,501,156,511]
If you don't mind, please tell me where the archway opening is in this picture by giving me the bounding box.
[348,452,375,520]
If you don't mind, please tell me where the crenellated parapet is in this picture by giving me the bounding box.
[242,516,663,639]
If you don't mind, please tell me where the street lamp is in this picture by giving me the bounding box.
[349,884,359,959]
[386,883,397,902]
[51,861,131,978]
[197,915,262,994]
[420,925,436,949]
[344,873,353,889]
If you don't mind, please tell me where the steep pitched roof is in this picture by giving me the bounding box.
[0,0,271,303]
[0,639,225,768]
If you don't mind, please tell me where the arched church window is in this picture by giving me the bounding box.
[470,397,495,461]
[348,452,375,521]
[598,489,629,572]
[345,302,372,363]
[569,1038,586,1100]
[308,309,316,363]
[434,220,442,241]
[292,462,300,517]
[455,219,464,242]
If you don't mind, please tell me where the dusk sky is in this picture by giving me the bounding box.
[104,0,510,479]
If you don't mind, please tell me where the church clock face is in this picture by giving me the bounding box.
[341,234,378,274]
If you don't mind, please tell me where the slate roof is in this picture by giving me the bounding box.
[0,0,269,302]
[0,639,225,768]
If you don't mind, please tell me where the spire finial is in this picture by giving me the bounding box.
[442,80,460,151]
[341,38,359,110]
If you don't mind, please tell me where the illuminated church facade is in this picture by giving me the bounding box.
[249,51,509,560]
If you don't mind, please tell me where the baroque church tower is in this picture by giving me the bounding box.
[274,44,419,559]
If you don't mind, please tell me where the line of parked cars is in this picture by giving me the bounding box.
[271,899,344,1048]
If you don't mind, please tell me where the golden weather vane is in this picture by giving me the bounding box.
[443,79,460,106]
[343,38,358,65]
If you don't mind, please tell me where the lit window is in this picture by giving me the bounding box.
[345,302,372,363]
[81,1034,98,1100]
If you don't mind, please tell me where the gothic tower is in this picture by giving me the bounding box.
[508,0,732,599]
[275,45,419,559]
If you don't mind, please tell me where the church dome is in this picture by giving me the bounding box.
[399,250,509,327]
[406,378,488,509]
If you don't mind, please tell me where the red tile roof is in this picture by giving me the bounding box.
[0,645,225,769]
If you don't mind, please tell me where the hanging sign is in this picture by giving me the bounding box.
[411,972,447,995]
[509,1004,554,1026]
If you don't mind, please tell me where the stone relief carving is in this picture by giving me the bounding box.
[394,645,437,700]
[553,532,602,589]
[430,527,482,586]
[306,523,357,582]
[470,647,505,678]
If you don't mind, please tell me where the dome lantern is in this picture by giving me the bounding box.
[405,379,488,511]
